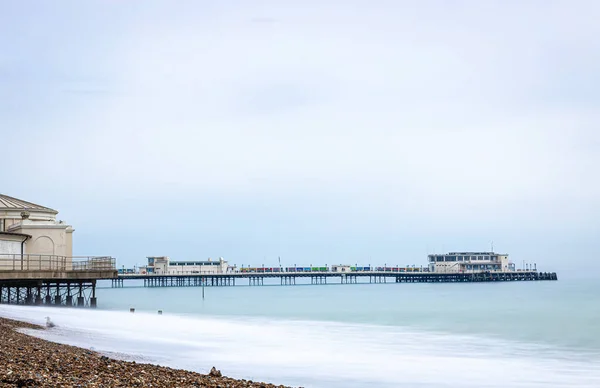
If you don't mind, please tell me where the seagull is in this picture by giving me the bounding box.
[45,316,55,328]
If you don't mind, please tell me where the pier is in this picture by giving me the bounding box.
[113,270,558,288]
[0,254,117,307]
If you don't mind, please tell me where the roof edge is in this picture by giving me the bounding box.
[0,231,33,239]
[0,194,59,214]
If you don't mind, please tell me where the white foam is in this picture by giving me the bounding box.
[2,305,599,388]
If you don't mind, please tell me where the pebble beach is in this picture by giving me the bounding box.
[0,317,292,388]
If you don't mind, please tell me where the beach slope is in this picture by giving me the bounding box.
[0,317,291,388]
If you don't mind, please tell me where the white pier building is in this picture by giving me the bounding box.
[140,256,228,275]
[428,252,516,273]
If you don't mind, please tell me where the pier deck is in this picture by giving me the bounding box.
[0,255,117,307]
[112,271,558,288]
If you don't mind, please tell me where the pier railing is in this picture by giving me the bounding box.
[72,256,117,271]
[0,254,116,272]
[119,268,547,276]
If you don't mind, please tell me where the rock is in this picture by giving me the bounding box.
[209,366,222,377]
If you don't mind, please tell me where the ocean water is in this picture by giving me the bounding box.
[1,278,600,387]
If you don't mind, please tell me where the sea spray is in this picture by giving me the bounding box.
[2,305,600,388]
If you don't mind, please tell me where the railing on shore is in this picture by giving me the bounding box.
[0,254,116,272]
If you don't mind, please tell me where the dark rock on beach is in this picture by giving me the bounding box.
[209,367,223,377]
[0,317,294,388]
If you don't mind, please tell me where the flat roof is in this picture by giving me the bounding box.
[428,252,508,256]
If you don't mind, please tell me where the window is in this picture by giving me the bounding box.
[478,256,483,260]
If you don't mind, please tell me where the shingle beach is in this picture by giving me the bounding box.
[0,317,293,388]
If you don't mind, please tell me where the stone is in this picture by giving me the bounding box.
[209,366,222,377]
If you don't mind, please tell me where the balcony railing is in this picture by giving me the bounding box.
[0,254,116,272]
[72,256,116,271]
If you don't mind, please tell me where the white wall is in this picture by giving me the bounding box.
[499,255,510,271]
[0,237,23,270]
[0,239,21,255]
[10,220,74,258]
[432,262,462,273]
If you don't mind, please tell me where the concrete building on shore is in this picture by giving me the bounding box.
[0,194,74,265]
[139,256,229,275]
[428,252,515,273]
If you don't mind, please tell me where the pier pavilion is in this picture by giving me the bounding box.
[0,194,74,260]
[428,252,518,273]
[0,194,116,307]
[139,256,229,275]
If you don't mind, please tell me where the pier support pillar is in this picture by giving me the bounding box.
[77,296,85,307]
[45,295,52,304]
[54,295,62,305]
[36,285,42,304]
[66,295,73,306]
[90,281,97,308]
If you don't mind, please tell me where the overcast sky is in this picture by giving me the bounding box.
[1,1,599,276]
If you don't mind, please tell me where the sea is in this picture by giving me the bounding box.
[1,277,599,387]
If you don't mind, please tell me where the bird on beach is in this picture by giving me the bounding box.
[45,316,55,328]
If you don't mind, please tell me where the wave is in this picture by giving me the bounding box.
[2,305,600,388]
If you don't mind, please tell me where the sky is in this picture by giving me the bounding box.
[1,1,599,276]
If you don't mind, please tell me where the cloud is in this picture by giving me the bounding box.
[1,0,599,271]
[249,17,279,24]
